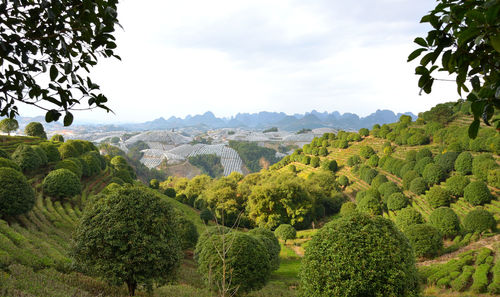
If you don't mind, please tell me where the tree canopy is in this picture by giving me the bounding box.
[0,0,120,124]
[409,0,500,137]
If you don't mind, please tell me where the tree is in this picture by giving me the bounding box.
[387,193,409,211]
[423,163,446,185]
[340,201,357,215]
[199,209,214,224]
[359,128,369,137]
[24,122,47,139]
[0,118,18,136]
[0,1,120,124]
[463,209,496,233]
[445,175,470,197]
[429,207,460,238]
[455,151,473,175]
[338,175,349,189]
[357,196,382,216]
[72,186,182,296]
[42,169,81,200]
[410,177,427,195]
[11,144,42,172]
[248,228,281,271]
[149,179,159,189]
[359,146,376,159]
[50,134,65,142]
[404,224,443,259]
[274,224,296,244]
[394,207,424,232]
[427,186,451,208]
[0,157,21,171]
[409,0,500,136]
[300,213,419,296]
[0,167,35,217]
[464,181,492,205]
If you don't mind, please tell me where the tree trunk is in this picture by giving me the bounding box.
[127,280,137,296]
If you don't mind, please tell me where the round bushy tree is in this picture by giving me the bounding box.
[403,170,420,190]
[359,128,369,136]
[114,169,133,184]
[248,227,281,271]
[416,148,432,160]
[32,145,48,166]
[0,118,19,136]
[361,168,378,185]
[340,201,357,215]
[199,208,214,224]
[357,196,382,216]
[423,163,446,185]
[50,134,64,142]
[300,213,419,297]
[0,167,35,216]
[464,181,492,206]
[463,209,496,233]
[378,182,402,204]
[359,146,376,159]
[11,144,42,172]
[399,162,416,178]
[434,152,459,173]
[445,175,470,197]
[347,155,361,167]
[405,150,417,162]
[404,224,443,258]
[367,154,379,167]
[58,141,80,159]
[371,175,389,192]
[81,153,101,176]
[43,169,82,199]
[73,186,183,296]
[24,122,47,139]
[321,160,338,172]
[429,207,460,238]
[0,157,21,171]
[410,177,427,195]
[414,156,433,175]
[454,152,473,175]
[310,156,320,168]
[39,142,61,162]
[338,175,349,189]
[387,193,409,211]
[274,224,296,244]
[427,186,451,208]
[164,187,176,198]
[55,158,83,178]
[196,231,271,294]
[394,207,424,232]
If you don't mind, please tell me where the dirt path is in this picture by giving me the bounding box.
[290,245,304,257]
[418,234,500,266]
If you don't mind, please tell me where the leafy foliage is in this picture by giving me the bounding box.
[404,224,443,258]
[0,157,21,171]
[72,186,182,296]
[274,224,296,243]
[24,122,46,139]
[11,144,41,172]
[50,134,64,142]
[300,213,419,296]
[248,228,281,271]
[422,163,446,185]
[357,196,382,216]
[463,209,496,233]
[445,175,470,197]
[0,118,18,135]
[464,181,492,205]
[387,193,409,211]
[394,207,424,232]
[427,186,451,208]
[0,167,35,216]
[429,207,460,238]
[42,169,81,200]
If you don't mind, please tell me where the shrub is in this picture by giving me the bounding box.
[196,231,271,294]
[359,128,369,136]
[464,181,492,205]
[346,155,361,167]
[32,145,48,166]
[338,175,349,188]
[472,154,498,181]
[416,148,432,160]
[58,141,79,159]
[73,186,182,296]
[55,158,82,178]
[410,177,427,195]
[199,209,213,224]
[414,157,433,175]
[0,157,21,171]
[370,174,388,190]
[50,134,64,142]
[434,152,459,173]
[399,162,415,177]
[357,196,382,215]
[361,168,378,185]
[454,151,473,175]
[175,215,199,250]
[406,150,417,162]
[149,179,159,189]
[0,167,35,216]
[310,156,320,168]
[445,175,470,197]
[394,207,424,232]
[429,207,460,238]
[42,169,82,199]
[114,169,133,184]
[300,213,419,297]
[24,122,47,139]
[367,154,379,167]
[404,224,442,258]
[81,153,101,176]
[274,224,296,244]
[422,163,446,185]
[39,142,61,162]
[11,144,41,172]
[463,209,496,233]
[488,168,500,188]
[387,193,408,211]
[340,201,357,215]
[164,187,176,198]
[378,182,401,204]
[450,265,475,292]
[0,149,9,159]
[359,146,376,159]
[426,186,451,208]
[488,258,500,293]
[248,228,281,271]
[321,160,337,172]
[471,263,490,293]
[402,170,419,190]
[301,155,311,165]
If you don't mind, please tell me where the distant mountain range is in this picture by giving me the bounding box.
[121,110,417,132]
[11,109,417,132]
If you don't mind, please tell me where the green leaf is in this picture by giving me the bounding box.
[407,48,426,62]
[457,28,479,47]
[63,112,74,126]
[471,76,480,91]
[50,65,58,81]
[414,37,428,47]
[45,109,61,123]
[490,34,500,53]
[468,120,480,139]
[471,101,486,118]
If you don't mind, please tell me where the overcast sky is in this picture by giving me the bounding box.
[23,0,459,123]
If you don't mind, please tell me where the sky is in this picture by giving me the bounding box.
[22,0,459,123]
